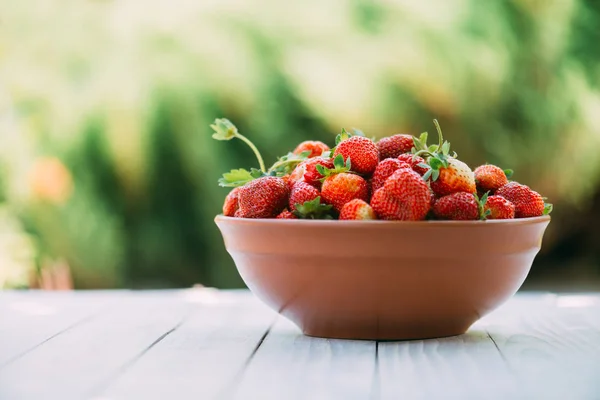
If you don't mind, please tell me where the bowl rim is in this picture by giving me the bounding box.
[215,214,551,227]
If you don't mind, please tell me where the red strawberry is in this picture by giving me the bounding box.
[429,158,476,197]
[433,192,479,220]
[293,140,330,158]
[397,153,428,176]
[474,165,508,193]
[381,169,432,220]
[370,188,404,220]
[289,181,320,211]
[289,157,334,188]
[321,172,369,212]
[371,159,411,193]
[276,209,297,219]
[234,209,244,218]
[377,134,414,159]
[484,195,515,219]
[340,199,376,220]
[223,187,241,217]
[237,176,289,218]
[496,182,545,218]
[333,136,379,176]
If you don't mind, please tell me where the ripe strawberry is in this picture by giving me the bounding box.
[223,187,241,217]
[321,172,369,212]
[433,192,479,220]
[429,157,476,196]
[276,209,297,219]
[377,134,414,159]
[370,188,403,220]
[234,209,244,218]
[496,182,545,218]
[333,136,379,176]
[293,141,330,158]
[484,195,515,219]
[371,159,411,193]
[474,165,509,193]
[237,176,289,218]
[289,157,334,188]
[289,181,320,211]
[381,169,431,220]
[340,199,376,220]
[397,153,428,176]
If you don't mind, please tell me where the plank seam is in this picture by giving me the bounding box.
[0,309,104,370]
[88,316,188,398]
[370,341,380,400]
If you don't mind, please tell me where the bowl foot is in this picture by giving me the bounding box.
[301,324,471,341]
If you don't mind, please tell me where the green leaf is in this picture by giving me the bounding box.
[543,203,553,215]
[210,118,238,140]
[441,141,451,155]
[218,168,255,187]
[503,169,514,179]
[431,169,440,181]
[345,157,352,170]
[315,165,326,176]
[429,157,442,170]
[417,163,430,170]
[428,144,439,152]
[480,192,489,206]
[419,132,428,146]
[422,169,433,181]
[293,197,334,219]
[321,151,332,159]
[352,128,365,137]
[335,128,352,145]
[333,154,345,169]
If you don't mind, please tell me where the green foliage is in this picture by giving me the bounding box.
[293,197,334,220]
[0,0,598,288]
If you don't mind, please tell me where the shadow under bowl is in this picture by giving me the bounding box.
[215,215,550,340]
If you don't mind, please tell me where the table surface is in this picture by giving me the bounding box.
[1,289,599,400]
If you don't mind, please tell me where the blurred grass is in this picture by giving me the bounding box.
[0,0,599,288]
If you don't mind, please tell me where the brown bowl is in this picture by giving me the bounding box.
[215,215,550,340]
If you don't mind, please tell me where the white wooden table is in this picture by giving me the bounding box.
[1,289,599,400]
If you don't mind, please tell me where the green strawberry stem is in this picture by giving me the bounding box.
[237,134,266,173]
[211,118,266,173]
[433,119,444,151]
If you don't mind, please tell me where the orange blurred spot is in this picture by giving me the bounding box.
[29,157,74,204]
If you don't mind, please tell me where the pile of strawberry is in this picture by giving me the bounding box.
[213,118,552,221]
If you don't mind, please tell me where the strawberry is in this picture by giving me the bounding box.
[223,187,241,217]
[293,141,330,158]
[484,195,515,219]
[289,181,320,211]
[474,165,509,193]
[321,173,369,212]
[397,153,428,176]
[377,134,414,159]
[289,157,334,188]
[433,192,479,220]
[496,182,549,218]
[333,136,379,176]
[412,120,476,196]
[381,169,432,220]
[317,154,370,212]
[340,199,376,220]
[237,176,289,218]
[429,157,476,196]
[276,209,297,219]
[371,159,411,193]
[370,188,404,220]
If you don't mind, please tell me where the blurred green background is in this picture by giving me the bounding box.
[1,0,599,290]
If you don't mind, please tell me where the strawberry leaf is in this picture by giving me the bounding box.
[315,164,327,176]
[417,163,430,170]
[268,151,310,176]
[422,169,433,181]
[503,169,514,179]
[218,168,257,187]
[335,128,352,145]
[210,118,238,140]
[431,169,440,181]
[321,150,332,159]
[333,154,345,169]
[293,197,334,219]
[441,141,451,155]
[543,203,553,215]
[351,128,365,137]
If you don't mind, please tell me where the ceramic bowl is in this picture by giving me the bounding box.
[215,215,550,340]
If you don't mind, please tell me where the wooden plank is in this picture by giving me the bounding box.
[0,291,122,367]
[481,293,600,399]
[377,326,518,399]
[0,291,193,400]
[99,290,276,400]
[231,316,377,400]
